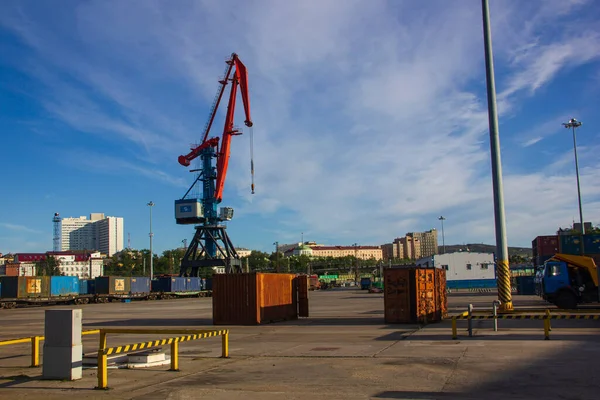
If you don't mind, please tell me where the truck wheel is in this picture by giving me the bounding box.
[555,291,578,310]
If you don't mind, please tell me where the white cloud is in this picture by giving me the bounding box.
[522,137,543,147]
[0,223,42,234]
[1,0,599,248]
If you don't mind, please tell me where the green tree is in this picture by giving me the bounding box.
[36,255,62,276]
[247,250,271,271]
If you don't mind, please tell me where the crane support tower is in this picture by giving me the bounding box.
[176,53,253,276]
[53,212,61,252]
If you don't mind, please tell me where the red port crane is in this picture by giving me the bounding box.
[178,53,253,203]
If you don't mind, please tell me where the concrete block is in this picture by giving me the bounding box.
[42,308,83,380]
[44,309,82,347]
[42,344,83,380]
[128,351,166,363]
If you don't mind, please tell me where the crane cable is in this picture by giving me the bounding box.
[250,126,255,194]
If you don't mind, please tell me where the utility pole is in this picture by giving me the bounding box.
[481,0,512,311]
[562,118,586,255]
[353,243,359,284]
[273,241,279,273]
[438,216,446,254]
[147,201,155,280]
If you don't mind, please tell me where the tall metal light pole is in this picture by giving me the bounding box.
[147,201,154,280]
[353,243,359,284]
[438,216,446,254]
[562,118,585,241]
[481,0,512,311]
[273,241,279,273]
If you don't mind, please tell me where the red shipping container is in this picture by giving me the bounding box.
[384,267,446,324]
[532,235,559,258]
[5,263,20,276]
[212,273,306,325]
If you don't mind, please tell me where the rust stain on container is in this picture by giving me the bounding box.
[384,267,446,324]
[213,273,307,325]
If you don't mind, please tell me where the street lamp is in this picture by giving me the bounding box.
[562,118,585,237]
[273,241,279,273]
[147,201,154,280]
[438,216,446,254]
[353,243,358,283]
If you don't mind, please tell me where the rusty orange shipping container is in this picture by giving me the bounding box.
[213,273,308,325]
[384,267,447,324]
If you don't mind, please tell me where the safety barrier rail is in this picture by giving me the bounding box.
[0,329,100,367]
[451,304,600,341]
[96,328,229,390]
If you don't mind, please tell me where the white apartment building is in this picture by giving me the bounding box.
[53,253,104,279]
[236,248,252,258]
[60,213,123,256]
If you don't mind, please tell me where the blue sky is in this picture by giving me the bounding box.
[1,0,600,255]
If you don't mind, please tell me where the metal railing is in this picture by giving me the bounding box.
[0,329,100,367]
[96,328,229,390]
[451,304,600,340]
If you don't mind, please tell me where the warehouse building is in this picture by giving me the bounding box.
[416,251,496,289]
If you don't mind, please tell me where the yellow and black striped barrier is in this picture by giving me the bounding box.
[96,328,229,390]
[451,309,600,340]
[0,329,100,368]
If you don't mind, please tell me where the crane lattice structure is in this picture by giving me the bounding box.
[175,53,253,277]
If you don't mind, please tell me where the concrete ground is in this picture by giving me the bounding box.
[1,289,600,400]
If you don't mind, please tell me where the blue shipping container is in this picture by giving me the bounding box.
[559,235,582,255]
[79,279,88,295]
[154,277,186,293]
[583,234,600,254]
[130,277,151,294]
[186,277,201,292]
[50,276,79,297]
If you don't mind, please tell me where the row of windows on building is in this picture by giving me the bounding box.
[440,263,491,271]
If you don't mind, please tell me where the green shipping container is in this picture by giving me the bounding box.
[0,276,50,299]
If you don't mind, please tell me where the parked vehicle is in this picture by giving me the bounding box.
[360,277,372,290]
[537,254,598,309]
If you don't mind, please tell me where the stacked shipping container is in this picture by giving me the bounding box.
[532,235,559,266]
[383,267,447,324]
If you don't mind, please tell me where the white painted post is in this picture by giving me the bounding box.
[42,309,83,380]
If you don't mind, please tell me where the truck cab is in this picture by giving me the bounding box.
[541,254,598,309]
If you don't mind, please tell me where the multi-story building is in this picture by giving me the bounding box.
[385,229,439,260]
[310,245,382,260]
[14,251,104,279]
[409,229,438,259]
[59,213,124,256]
[381,243,394,260]
[236,248,252,258]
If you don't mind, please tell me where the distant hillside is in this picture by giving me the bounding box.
[439,244,532,257]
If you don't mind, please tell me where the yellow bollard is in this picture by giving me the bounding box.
[545,309,552,331]
[544,316,550,340]
[221,331,229,358]
[170,341,179,371]
[96,331,108,390]
[30,336,40,367]
[452,318,458,340]
[97,351,108,389]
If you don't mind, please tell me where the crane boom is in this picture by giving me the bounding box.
[178,53,252,202]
